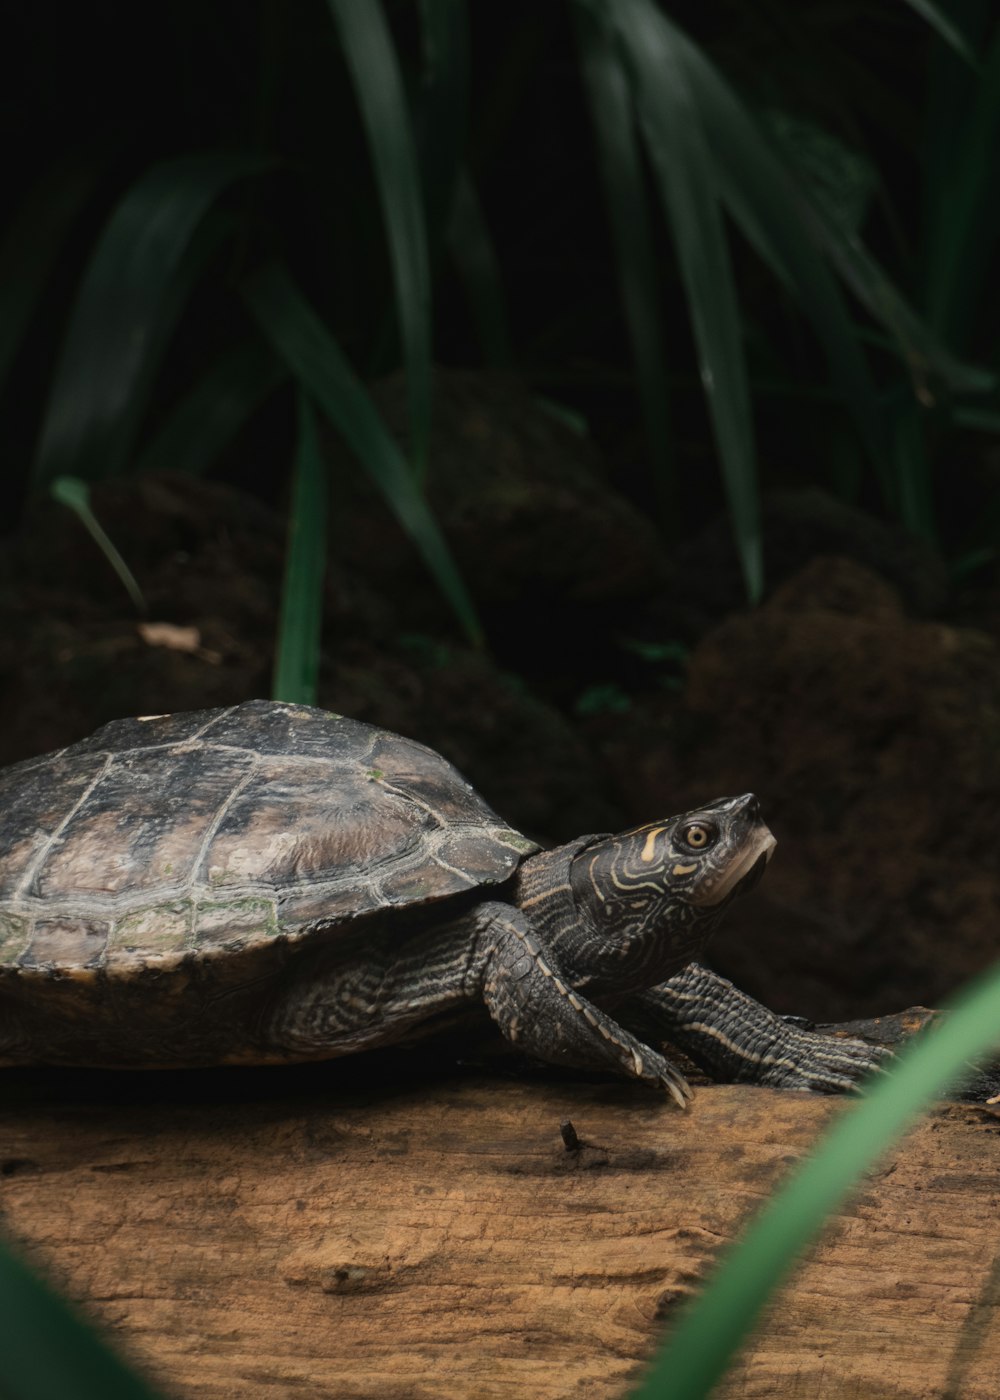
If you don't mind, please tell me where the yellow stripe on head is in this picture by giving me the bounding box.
[640,827,666,862]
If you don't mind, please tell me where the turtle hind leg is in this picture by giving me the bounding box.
[261,914,491,1060]
[620,962,889,1094]
[475,903,692,1107]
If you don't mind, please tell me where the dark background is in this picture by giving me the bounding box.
[3,0,1000,1023]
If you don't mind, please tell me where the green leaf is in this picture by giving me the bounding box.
[761,110,876,238]
[888,389,936,542]
[610,0,762,601]
[272,393,328,706]
[49,476,146,615]
[574,682,632,717]
[621,6,891,491]
[532,395,589,436]
[415,0,470,254]
[327,0,433,480]
[446,167,511,366]
[0,1237,163,1400]
[32,151,273,492]
[661,8,991,451]
[0,163,95,396]
[902,0,979,66]
[243,261,482,647]
[573,2,673,520]
[135,340,287,477]
[922,24,1000,351]
[804,199,994,398]
[631,961,1000,1399]
[954,404,1000,432]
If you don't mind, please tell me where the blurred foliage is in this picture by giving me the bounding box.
[2,0,998,636]
[0,1235,164,1400]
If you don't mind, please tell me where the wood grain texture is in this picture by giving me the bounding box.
[1,1057,998,1400]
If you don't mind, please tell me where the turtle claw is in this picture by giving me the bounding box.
[633,1046,693,1108]
[660,1067,694,1110]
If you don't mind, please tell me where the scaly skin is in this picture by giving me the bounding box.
[265,794,888,1101]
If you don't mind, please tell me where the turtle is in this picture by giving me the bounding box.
[0,699,885,1102]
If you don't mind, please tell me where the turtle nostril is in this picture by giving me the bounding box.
[741,793,761,820]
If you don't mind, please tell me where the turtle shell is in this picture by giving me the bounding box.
[0,700,538,981]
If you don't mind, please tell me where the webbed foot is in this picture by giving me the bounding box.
[742,1022,891,1094]
[621,962,890,1096]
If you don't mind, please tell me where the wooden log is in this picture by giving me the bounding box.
[2,1051,999,1400]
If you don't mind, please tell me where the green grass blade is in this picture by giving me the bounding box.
[611,0,762,601]
[135,340,287,477]
[889,390,936,541]
[327,0,433,481]
[667,24,991,401]
[0,1238,163,1400]
[416,0,470,252]
[631,961,1000,1400]
[923,24,1000,350]
[446,167,511,366]
[623,7,890,490]
[32,151,272,492]
[0,164,95,395]
[808,204,994,397]
[243,261,482,647]
[272,393,328,706]
[902,0,979,65]
[573,2,673,521]
[49,476,146,615]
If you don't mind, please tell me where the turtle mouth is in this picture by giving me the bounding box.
[692,827,777,907]
[730,846,772,897]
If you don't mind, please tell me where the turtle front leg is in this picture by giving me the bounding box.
[620,962,889,1094]
[474,903,693,1107]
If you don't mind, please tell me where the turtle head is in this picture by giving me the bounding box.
[567,794,776,987]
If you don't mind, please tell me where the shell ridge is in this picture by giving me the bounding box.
[13,751,116,901]
[188,753,260,889]
[373,775,446,828]
[428,852,480,888]
[186,704,241,745]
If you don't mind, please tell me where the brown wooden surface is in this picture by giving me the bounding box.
[1,1056,999,1400]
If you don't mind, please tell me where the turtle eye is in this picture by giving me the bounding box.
[681,822,714,850]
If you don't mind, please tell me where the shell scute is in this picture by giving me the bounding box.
[0,701,537,981]
[191,897,280,950]
[0,912,31,963]
[197,700,360,759]
[200,760,427,893]
[30,746,253,902]
[108,900,192,957]
[19,916,111,971]
[65,707,225,756]
[0,752,103,902]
